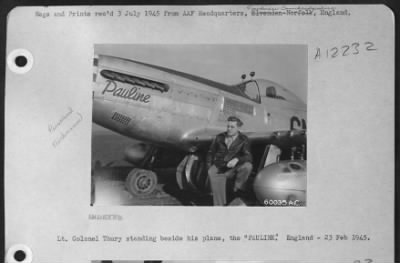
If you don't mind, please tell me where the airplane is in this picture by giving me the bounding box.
[92,54,307,206]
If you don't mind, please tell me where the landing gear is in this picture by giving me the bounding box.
[125,168,157,197]
[176,154,210,193]
[125,145,159,197]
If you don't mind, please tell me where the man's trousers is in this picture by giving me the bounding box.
[208,162,252,206]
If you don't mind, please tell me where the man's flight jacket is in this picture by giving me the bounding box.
[206,132,253,170]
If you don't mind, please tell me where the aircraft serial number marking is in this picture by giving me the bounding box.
[102,80,151,103]
[290,116,306,130]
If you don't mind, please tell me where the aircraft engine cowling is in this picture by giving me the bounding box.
[124,143,153,164]
[253,160,306,206]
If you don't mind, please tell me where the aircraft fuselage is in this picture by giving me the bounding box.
[92,55,306,152]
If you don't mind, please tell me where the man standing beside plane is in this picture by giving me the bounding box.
[206,116,253,206]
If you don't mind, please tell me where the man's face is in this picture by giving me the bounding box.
[226,121,239,137]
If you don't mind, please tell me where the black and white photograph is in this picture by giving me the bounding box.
[91,44,307,206]
[4,5,395,263]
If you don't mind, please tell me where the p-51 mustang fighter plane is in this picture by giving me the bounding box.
[92,54,307,205]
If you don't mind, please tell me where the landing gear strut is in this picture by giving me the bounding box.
[176,154,210,193]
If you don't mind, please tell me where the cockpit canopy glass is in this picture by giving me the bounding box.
[233,79,303,105]
[256,79,303,104]
[236,80,261,102]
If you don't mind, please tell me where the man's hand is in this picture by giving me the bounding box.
[226,158,239,168]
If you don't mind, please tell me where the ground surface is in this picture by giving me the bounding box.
[91,124,256,206]
[92,166,213,206]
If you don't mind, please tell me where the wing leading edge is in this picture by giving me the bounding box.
[181,128,306,151]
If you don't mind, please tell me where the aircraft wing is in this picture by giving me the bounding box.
[244,129,306,149]
[181,128,306,151]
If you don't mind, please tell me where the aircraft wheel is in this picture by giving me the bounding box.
[176,155,189,190]
[176,154,209,193]
[191,157,210,193]
[125,168,157,197]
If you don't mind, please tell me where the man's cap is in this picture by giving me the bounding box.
[227,116,243,127]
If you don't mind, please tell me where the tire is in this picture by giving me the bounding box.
[176,155,189,190]
[191,157,210,193]
[125,168,157,197]
[176,154,210,193]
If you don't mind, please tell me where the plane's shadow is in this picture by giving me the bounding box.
[161,183,213,206]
